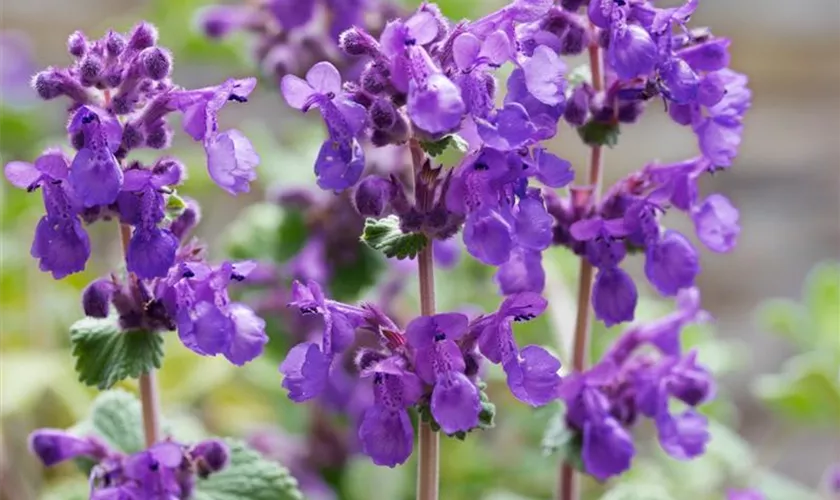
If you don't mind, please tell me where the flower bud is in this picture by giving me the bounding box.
[339,27,379,56]
[79,55,103,87]
[121,122,145,151]
[140,47,172,80]
[105,30,127,57]
[145,125,172,149]
[152,157,186,186]
[191,439,229,478]
[564,85,590,126]
[67,31,87,58]
[32,70,63,100]
[129,22,158,51]
[29,430,98,467]
[353,175,391,217]
[361,64,387,94]
[559,15,589,55]
[82,279,115,318]
[369,99,397,130]
[197,6,245,39]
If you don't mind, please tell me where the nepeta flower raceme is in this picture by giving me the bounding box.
[4,23,261,279]
[278,280,561,466]
[29,428,228,499]
[274,1,580,295]
[558,288,713,480]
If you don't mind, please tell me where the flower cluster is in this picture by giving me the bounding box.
[29,429,229,498]
[4,23,267,365]
[197,0,401,82]
[546,0,750,326]
[279,281,561,467]
[558,288,713,479]
[280,1,579,295]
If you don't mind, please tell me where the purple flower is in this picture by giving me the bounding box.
[692,194,740,253]
[592,266,638,327]
[495,247,545,295]
[358,357,422,467]
[607,21,658,80]
[165,260,267,365]
[407,313,481,433]
[282,62,367,191]
[644,230,700,296]
[170,78,259,194]
[503,344,562,406]
[280,342,332,402]
[521,45,566,106]
[31,181,90,279]
[68,107,123,207]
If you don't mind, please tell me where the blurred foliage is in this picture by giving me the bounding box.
[752,261,840,425]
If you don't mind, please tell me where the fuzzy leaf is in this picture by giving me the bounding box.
[194,439,303,500]
[577,120,620,148]
[70,316,164,390]
[361,216,428,260]
[86,390,145,454]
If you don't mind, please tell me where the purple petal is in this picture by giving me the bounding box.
[500,291,548,319]
[305,61,341,96]
[463,209,513,265]
[608,25,658,80]
[692,194,740,253]
[408,73,465,134]
[534,149,574,188]
[496,247,545,295]
[224,303,268,365]
[503,344,562,406]
[29,429,98,466]
[31,215,90,279]
[206,129,259,195]
[453,33,481,70]
[656,409,709,459]
[358,406,413,467]
[582,419,635,481]
[644,230,700,296]
[515,195,553,250]
[405,11,439,45]
[481,30,513,65]
[69,147,123,207]
[280,342,331,402]
[126,228,178,279]
[522,45,566,106]
[4,161,39,189]
[314,138,365,192]
[592,266,638,326]
[281,74,316,110]
[431,372,481,434]
[569,217,604,241]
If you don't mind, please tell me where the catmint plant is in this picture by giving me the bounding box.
[269,0,750,498]
[7,22,301,499]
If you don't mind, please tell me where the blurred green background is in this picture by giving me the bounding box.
[1,0,838,499]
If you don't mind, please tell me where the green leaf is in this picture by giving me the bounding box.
[541,409,584,473]
[70,316,164,390]
[194,439,303,500]
[577,120,620,148]
[756,298,803,345]
[419,134,468,157]
[329,245,385,301]
[804,261,840,349]
[361,215,428,260]
[86,390,145,454]
[753,353,840,424]
[275,209,309,262]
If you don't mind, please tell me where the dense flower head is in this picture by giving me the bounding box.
[4,22,261,280]
[29,428,228,499]
[279,280,562,466]
[558,288,714,480]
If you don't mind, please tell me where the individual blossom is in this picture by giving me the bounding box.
[557,288,714,480]
[29,428,229,499]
